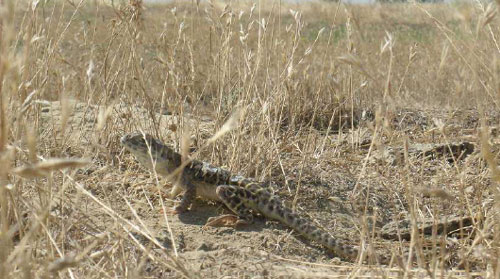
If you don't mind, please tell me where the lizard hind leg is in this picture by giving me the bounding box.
[206,185,254,227]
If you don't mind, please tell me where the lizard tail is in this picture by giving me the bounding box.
[273,204,359,260]
[272,205,394,265]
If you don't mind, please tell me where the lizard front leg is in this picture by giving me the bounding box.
[168,184,184,199]
[171,180,196,214]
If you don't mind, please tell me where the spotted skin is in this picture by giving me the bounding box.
[216,185,358,260]
[120,132,360,261]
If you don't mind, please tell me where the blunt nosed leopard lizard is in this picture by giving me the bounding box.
[120,132,365,262]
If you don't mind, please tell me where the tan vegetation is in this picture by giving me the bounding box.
[0,0,499,277]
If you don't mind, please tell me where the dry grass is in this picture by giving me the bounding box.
[0,0,499,277]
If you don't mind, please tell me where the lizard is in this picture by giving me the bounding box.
[120,131,368,262]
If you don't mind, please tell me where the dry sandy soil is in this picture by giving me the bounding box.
[24,99,493,278]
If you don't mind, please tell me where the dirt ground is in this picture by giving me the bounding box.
[23,100,493,278]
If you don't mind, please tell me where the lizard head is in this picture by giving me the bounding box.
[120,132,166,165]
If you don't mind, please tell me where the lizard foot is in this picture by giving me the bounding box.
[205,214,248,228]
